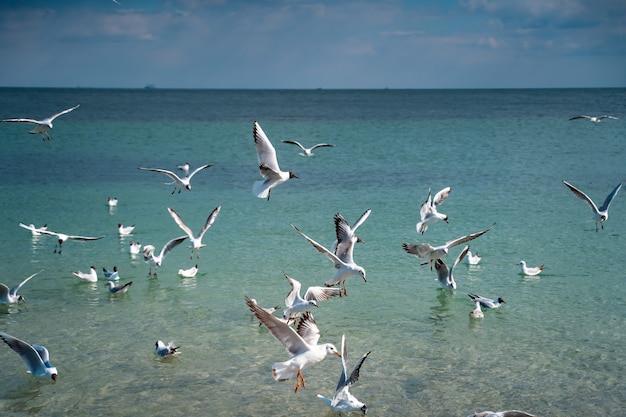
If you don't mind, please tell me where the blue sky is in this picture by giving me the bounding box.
[1,0,624,88]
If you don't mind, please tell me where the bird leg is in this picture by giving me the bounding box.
[293,369,306,392]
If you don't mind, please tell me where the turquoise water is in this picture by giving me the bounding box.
[0,88,624,416]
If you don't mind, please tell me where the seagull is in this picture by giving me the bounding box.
[465,250,482,265]
[282,273,342,321]
[569,114,618,123]
[468,411,537,417]
[291,223,366,296]
[0,270,42,303]
[105,281,132,294]
[139,164,213,194]
[25,226,105,254]
[129,240,142,255]
[142,236,187,276]
[248,298,285,327]
[416,187,451,234]
[18,223,47,237]
[155,340,180,357]
[107,197,118,207]
[1,104,80,140]
[167,205,221,259]
[469,300,484,319]
[253,121,298,200]
[467,293,506,309]
[317,334,370,414]
[403,222,495,269]
[330,209,371,259]
[102,266,120,280]
[518,261,543,276]
[0,331,57,381]
[433,245,469,290]
[72,266,98,283]
[245,295,340,392]
[177,264,199,278]
[562,179,625,232]
[118,223,135,236]
[281,140,335,156]
[177,162,190,176]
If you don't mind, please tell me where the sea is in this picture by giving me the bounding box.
[0,87,624,417]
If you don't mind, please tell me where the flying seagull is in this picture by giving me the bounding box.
[253,121,298,200]
[142,236,187,276]
[139,164,213,194]
[167,205,221,259]
[562,179,625,232]
[22,225,105,254]
[1,104,80,140]
[0,331,58,381]
[569,114,618,123]
[0,270,43,303]
[281,140,335,156]
[416,187,451,234]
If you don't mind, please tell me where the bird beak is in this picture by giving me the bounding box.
[52,374,57,382]
[334,351,342,357]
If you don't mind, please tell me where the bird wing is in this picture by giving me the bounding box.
[0,283,10,300]
[310,143,335,150]
[167,207,194,239]
[47,104,80,122]
[158,236,188,258]
[445,222,495,249]
[568,115,590,120]
[1,118,40,124]
[434,259,450,282]
[197,205,221,238]
[0,332,47,375]
[32,344,52,366]
[291,224,344,267]
[334,213,356,263]
[402,242,435,259]
[562,180,599,213]
[254,121,282,174]
[303,286,342,301]
[139,167,181,183]
[351,208,371,232]
[452,245,470,271]
[11,270,43,296]
[432,186,451,206]
[296,311,321,346]
[284,273,302,308]
[245,295,309,355]
[67,234,105,241]
[599,180,625,212]
[419,189,433,221]
[186,164,213,180]
[282,140,306,151]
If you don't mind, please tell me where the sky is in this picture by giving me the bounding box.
[0,0,625,89]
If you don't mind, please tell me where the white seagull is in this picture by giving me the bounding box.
[129,240,142,255]
[330,209,371,259]
[142,236,187,276]
[105,281,132,294]
[518,261,544,276]
[18,223,47,237]
[245,295,340,393]
[72,266,98,283]
[155,340,180,357]
[25,226,105,254]
[139,163,213,194]
[177,264,199,278]
[403,222,495,269]
[562,179,625,232]
[0,270,42,303]
[569,114,618,123]
[102,266,120,280]
[282,273,342,321]
[465,250,482,265]
[317,334,371,414]
[167,205,221,259]
[291,222,367,295]
[416,187,451,234]
[117,223,135,236]
[433,245,469,290]
[467,293,506,309]
[0,331,58,381]
[281,140,335,156]
[469,300,484,319]
[177,162,190,176]
[1,104,79,140]
[253,121,298,200]
[468,411,537,417]
[107,197,118,207]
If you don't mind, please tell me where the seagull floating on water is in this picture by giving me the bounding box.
[0,270,42,303]
[469,300,484,319]
[569,114,618,123]
[167,205,221,259]
[416,187,450,234]
[281,140,335,156]
[253,121,298,200]
[105,280,132,294]
[118,223,135,236]
[18,223,47,237]
[143,236,187,276]
[317,334,371,414]
[245,295,340,392]
[403,223,495,269]
[20,224,105,254]
[0,331,58,381]
[465,250,482,265]
[129,241,142,255]
[468,411,537,417]
[282,273,342,321]
[102,266,120,280]
[155,340,180,357]
[177,264,199,278]
[139,164,212,194]
[518,261,543,276]
[1,104,79,140]
[107,197,118,207]
[291,221,366,296]
[72,266,98,282]
[467,293,506,309]
[562,179,624,232]
[433,245,469,290]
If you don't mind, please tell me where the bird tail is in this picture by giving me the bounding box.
[416,221,427,234]
[253,180,271,200]
[316,394,332,406]
[272,362,296,382]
